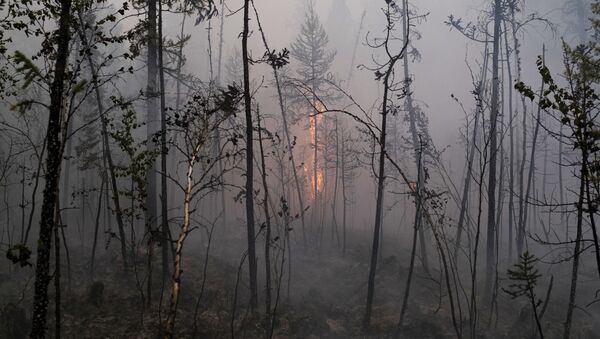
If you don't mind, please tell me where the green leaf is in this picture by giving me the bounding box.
[73,79,88,94]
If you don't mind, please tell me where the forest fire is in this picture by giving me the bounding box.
[304,100,325,200]
[2,0,598,338]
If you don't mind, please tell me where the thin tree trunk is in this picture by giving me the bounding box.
[145,0,159,306]
[341,131,348,254]
[158,0,170,282]
[331,116,340,246]
[402,0,429,273]
[512,3,528,258]
[503,18,516,263]
[518,47,545,255]
[397,141,424,332]
[563,165,585,339]
[164,152,198,338]
[363,40,401,331]
[347,11,366,84]
[242,0,258,310]
[24,138,47,244]
[559,124,565,240]
[76,8,129,271]
[454,41,489,256]
[20,167,25,243]
[54,204,61,339]
[250,0,308,256]
[91,174,105,279]
[257,110,273,336]
[485,0,502,298]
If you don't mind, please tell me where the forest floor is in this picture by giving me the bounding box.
[2,227,600,338]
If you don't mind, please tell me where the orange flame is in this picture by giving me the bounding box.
[304,100,325,200]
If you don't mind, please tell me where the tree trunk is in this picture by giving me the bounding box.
[485,0,502,299]
[331,116,340,246]
[397,141,424,332]
[91,174,105,279]
[402,0,429,273]
[54,204,61,339]
[511,3,528,259]
[164,154,197,338]
[30,0,73,336]
[76,9,129,271]
[242,0,258,310]
[503,19,516,263]
[346,11,366,84]
[158,0,170,282]
[146,0,159,306]
[453,46,487,256]
[341,130,348,254]
[563,163,585,339]
[363,46,399,331]
[518,47,545,255]
[257,111,273,335]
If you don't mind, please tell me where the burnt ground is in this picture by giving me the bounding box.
[2,228,599,339]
